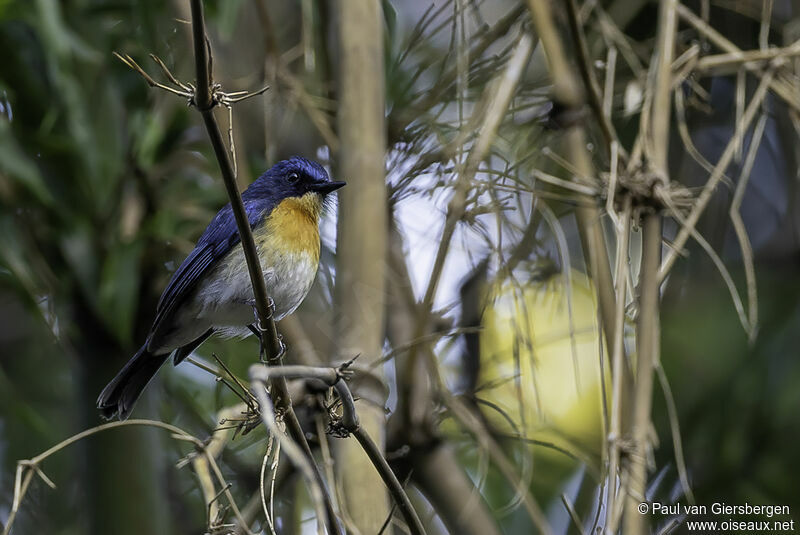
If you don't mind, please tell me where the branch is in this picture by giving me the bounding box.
[443,395,552,535]
[623,213,662,533]
[694,41,800,74]
[2,420,233,535]
[676,3,800,114]
[623,0,676,530]
[658,65,776,280]
[404,32,535,408]
[564,0,626,163]
[352,428,427,535]
[192,403,251,530]
[249,364,427,535]
[187,0,279,359]
[250,380,332,535]
[411,443,502,535]
[605,195,632,534]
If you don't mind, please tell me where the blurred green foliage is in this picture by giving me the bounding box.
[0,0,244,532]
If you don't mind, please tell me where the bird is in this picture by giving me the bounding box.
[97,156,345,420]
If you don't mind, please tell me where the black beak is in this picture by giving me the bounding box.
[309,181,346,194]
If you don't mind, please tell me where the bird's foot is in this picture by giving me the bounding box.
[261,333,286,364]
[272,334,287,363]
[248,325,286,364]
[247,297,276,324]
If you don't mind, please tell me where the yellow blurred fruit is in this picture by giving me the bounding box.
[478,268,612,466]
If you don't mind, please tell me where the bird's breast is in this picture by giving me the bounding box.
[195,195,322,328]
[257,194,323,263]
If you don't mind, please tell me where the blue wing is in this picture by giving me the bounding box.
[149,199,270,341]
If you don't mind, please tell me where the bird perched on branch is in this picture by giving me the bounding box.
[97,156,345,420]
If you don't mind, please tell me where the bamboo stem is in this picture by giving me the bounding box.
[605,195,632,534]
[334,0,391,531]
[623,213,662,534]
[623,0,676,530]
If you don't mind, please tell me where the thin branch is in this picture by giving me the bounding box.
[193,403,253,531]
[411,443,502,535]
[624,0,676,530]
[420,32,534,315]
[188,0,280,359]
[190,0,212,110]
[183,4,340,534]
[658,187,750,333]
[564,0,625,162]
[443,394,552,535]
[562,493,588,535]
[404,31,535,420]
[3,420,217,535]
[623,213,662,534]
[676,3,800,114]
[659,65,775,280]
[730,112,767,341]
[694,41,800,74]
[259,435,279,535]
[250,381,330,535]
[655,365,695,504]
[605,194,632,535]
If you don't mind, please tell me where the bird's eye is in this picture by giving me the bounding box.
[288,172,300,183]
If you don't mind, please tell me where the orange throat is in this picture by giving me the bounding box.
[258,192,323,262]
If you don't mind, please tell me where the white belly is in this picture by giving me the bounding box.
[185,247,318,339]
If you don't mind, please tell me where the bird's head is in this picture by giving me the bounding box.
[246,157,345,208]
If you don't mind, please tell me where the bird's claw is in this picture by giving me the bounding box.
[275,334,286,360]
[248,296,276,324]
[246,298,281,363]
[257,335,286,364]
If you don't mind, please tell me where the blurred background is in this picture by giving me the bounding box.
[1,0,799,534]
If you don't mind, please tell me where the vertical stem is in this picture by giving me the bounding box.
[334,0,390,531]
[189,0,280,360]
[623,0,675,531]
[525,0,628,387]
[649,0,678,174]
[190,0,211,110]
[606,195,632,533]
[623,213,662,534]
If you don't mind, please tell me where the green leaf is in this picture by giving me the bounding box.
[383,0,398,49]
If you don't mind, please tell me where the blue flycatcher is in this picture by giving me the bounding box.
[97,156,344,420]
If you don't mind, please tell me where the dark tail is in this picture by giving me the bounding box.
[97,345,168,420]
